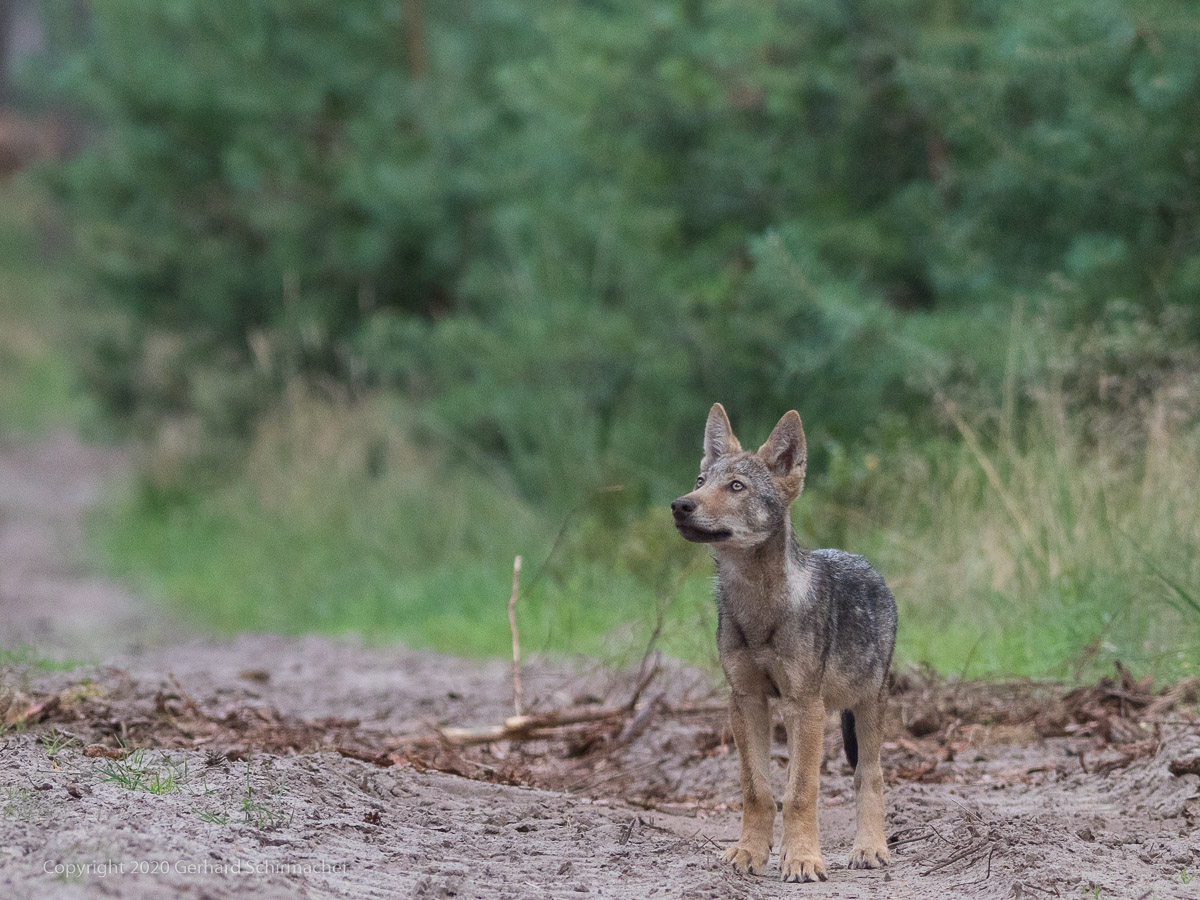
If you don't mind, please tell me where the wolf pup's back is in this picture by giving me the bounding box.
[809,548,897,700]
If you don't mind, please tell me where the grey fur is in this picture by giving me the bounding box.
[671,404,898,879]
[679,449,897,706]
[714,541,897,711]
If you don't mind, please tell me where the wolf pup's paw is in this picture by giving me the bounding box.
[848,842,890,869]
[722,842,770,876]
[779,847,827,883]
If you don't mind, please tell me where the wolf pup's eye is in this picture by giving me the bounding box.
[729,480,745,492]
[695,475,705,488]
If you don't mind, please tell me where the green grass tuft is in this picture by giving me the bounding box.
[40,728,80,760]
[95,749,189,795]
[240,767,294,830]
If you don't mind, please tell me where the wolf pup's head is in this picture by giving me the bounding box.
[671,403,806,549]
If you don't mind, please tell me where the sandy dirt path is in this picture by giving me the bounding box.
[1,432,1198,900]
[0,429,178,658]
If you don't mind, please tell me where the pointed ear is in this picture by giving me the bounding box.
[757,411,806,496]
[702,403,741,469]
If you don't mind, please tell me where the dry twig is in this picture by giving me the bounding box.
[508,556,523,717]
[168,673,211,721]
[404,662,664,750]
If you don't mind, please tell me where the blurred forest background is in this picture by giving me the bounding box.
[1,0,1198,680]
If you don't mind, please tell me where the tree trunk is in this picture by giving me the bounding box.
[0,0,13,107]
[404,0,426,80]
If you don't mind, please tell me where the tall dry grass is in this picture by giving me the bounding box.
[841,385,1200,679]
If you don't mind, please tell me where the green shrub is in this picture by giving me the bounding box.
[43,0,1200,502]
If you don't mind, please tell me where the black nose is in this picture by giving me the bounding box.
[671,497,695,519]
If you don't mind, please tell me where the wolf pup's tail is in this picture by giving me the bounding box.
[841,710,858,770]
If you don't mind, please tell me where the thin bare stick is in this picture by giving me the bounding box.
[168,673,212,721]
[508,555,523,717]
[617,692,665,746]
[627,653,662,710]
[922,843,988,876]
[888,831,937,849]
[697,829,725,852]
[637,554,706,669]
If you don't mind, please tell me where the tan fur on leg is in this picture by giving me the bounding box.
[778,697,827,882]
[848,696,890,869]
[722,693,774,875]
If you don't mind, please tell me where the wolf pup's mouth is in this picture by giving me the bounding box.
[675,522,733,543]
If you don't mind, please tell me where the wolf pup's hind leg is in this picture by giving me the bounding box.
[847,694,890,869]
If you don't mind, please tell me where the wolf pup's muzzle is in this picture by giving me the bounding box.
[671,496,731,542]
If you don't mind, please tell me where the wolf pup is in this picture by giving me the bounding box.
[671,404,897,882]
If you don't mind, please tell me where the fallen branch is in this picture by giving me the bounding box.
[336,746,392,767]
[887,826,936,849]
[922,841,990,876]
[625,655,661,711]
[664,701,728,716]
[396,660,663,749]
[951,846,995,888]
[433,705,634,747]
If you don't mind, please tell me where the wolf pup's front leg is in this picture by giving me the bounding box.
[722,688,774,874]
[673,403,898,881]
[778,697,828,882]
